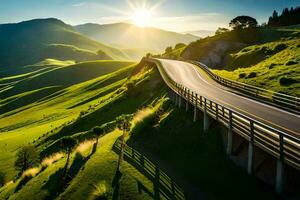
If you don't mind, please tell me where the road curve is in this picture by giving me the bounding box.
[156,58,300,138]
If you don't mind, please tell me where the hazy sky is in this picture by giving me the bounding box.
[1,0,299,32]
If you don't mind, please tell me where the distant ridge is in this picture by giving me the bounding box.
[0,18,128,68]
[75,22,199,52]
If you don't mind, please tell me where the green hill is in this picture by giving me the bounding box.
[213,38,300,97]
[0,60,135,114]
[75,23,199,52]
[180,26,300,69]
[0,18,128,68]
[0,61,279,199]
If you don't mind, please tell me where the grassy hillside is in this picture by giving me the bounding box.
[180,26,300,68]
[0,18,128,68]
[0,60,138,181]
[213,38,300,97]
[0,61,280,199]
[0,60,135,114]
[75,23,199,52]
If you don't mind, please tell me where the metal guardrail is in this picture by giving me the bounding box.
[184,59,300,112]
[113,139,186,200]
[146,58,300,172]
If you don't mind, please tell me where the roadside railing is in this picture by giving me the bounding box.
[184,59,300,112]
[113,139,186,200]
[146,57,300,172]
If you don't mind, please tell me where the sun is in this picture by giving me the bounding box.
[131,9,152,27]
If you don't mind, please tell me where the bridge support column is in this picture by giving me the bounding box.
[247,121,254,174]
[275,134,284,194]
[185,89,190,112]
[275,159,284,193]
[203,98,209,133]
[227,110,233,155]
[193,94,198,122]
[178,95,182,108]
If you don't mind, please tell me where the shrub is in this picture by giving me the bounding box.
[286,60,298,66]
[269,63,276,69]
[274,43,287,52]
[247,72,257,78]
[239,73,246,78]
[279,77,298,86]
[15,146,39,173]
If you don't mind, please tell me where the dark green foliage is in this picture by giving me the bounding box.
[60,137,77,154]
[215,27,230,35]
[0,171,5,186]
[165,46,173,54]
[274,43,287,51]
[229,16,258,30]
[279,77,299,86]
[286,60,298,65]
[174,43,186,49]
[268,6,300,27]
[239,73,246,78]
[269,63,277,69]
[116,114,132,132]
[60,136,78,176]
[247,72,257,78]
[15,146,39,173]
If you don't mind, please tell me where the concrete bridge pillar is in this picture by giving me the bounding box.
[275,134,284,193]
[203,98,209,133]
[247,121,254,174]
[227,110,233,155]
[185,89,189,112]
[193,93,198,122]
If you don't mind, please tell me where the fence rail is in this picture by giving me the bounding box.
[146,58,300,172]
[184,59,300,112]
[113,139,186,200]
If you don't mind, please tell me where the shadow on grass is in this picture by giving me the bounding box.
[112,140,186,200]
[42,153,90,199]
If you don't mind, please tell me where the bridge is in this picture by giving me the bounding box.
[145,58,300,194]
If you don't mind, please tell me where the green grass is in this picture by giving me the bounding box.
[213,39,300,97]
[0,67,166,199]
[0,60,136,181]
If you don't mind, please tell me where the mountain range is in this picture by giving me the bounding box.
[0,18,199,69]
[74,22,199,52]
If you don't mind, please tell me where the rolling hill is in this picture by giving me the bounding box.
[74,22,199,52]
[0,18,128,68]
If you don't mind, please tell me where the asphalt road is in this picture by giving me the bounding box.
[156,59,300,138]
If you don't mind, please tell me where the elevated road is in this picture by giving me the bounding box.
[156,58,300,138]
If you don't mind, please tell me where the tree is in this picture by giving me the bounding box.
[215,27,229,35]
[116,115,132,171]
[15,146,39,174]
[146,53,152,58]
[229,16,258,30]
[174,43,186,49]
[165,46,173,54]
[60,137,78,176]
[92,124,107,146]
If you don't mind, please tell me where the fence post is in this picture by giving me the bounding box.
[227,110,233,155]
[203,98,209,133]
[248,121,254,174]
[194,93,198,122]
[186,89,189,112]
[276,133,284,193]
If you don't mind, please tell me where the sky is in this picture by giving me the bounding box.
[0,0,300,33]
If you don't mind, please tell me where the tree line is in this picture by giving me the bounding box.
[268,6,300,27]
